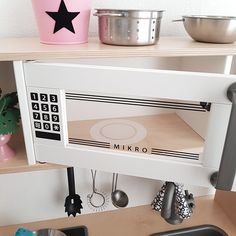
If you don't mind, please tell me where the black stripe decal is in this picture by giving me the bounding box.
[66,93,209,112]
[66,97,205,112]
[66,93,202,107]
[69,138,110,148]
[151,148,199,157]
[151,148,199,160]
[69,138,109,145]
[69,141,110,148]
[151,152,199,160]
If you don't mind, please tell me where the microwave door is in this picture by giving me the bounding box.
[66,93,207,162]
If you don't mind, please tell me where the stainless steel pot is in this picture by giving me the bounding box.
[94,9,164,46]
[174,15,236,43]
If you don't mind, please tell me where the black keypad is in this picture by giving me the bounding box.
[33,112,40,120]
[43,123,51,130]
[31,92,61,139]
[31,93,38,101]
[51,104,59,113]
[41,103,49,112]
[52,124,60,132]
[34,121,41,129]
[50,94,58,103]
[42,113,50,121]
[51,114,59,122]
[40,93,48,102]
[32,102,40,110]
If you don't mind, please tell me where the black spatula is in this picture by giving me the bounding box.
[64,167,83,217]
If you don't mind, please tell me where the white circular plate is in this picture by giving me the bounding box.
[90,119,147,145]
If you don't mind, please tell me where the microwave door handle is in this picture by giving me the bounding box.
[216,82,236,190]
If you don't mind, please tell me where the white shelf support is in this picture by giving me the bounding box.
[13,61,36,165]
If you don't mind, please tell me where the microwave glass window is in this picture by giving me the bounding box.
[66,92,210,162]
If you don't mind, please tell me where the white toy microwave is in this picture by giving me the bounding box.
[13,56,236,191]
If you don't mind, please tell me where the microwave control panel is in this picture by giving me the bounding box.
[27,87,64,144]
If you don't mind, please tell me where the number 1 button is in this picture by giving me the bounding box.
[31,93,38,101]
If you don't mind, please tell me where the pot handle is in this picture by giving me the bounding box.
[93,12,125,17]
[214,82,236,191]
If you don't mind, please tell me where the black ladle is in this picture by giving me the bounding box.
[64,167,83,217]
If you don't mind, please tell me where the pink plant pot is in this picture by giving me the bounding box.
[31,0,91,44]
[0,134,15,161]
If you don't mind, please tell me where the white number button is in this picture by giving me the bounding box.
[32,103,39,110]
[43,123,51,130]
[50,94,58,103]
[51,105,59,113]
[52,114,59,122]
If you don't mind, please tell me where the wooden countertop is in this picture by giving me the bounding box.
[1,196,236,236]
[0,37,236,61]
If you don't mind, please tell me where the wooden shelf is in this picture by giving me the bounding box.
[0,128,65,174]
[1,196,236,236]
[1,37,236,61]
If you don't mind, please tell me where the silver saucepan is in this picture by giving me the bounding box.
[94,9,164,46]
[174,15,236,43]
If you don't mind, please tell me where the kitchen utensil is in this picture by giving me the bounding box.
[87,169,109,211]
[173,15,236,43]
[94,9,164,45]
[15,228,66,236]
[111,173,129,208]
[152,182,195,224]
[64,167,83,217]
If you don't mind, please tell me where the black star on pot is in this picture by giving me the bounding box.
[46,0,80,34]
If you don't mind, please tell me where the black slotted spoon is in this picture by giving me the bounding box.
[64,167,83,217]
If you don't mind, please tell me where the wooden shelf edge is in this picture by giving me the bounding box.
[0,129,66,174]
[1,37,236,61]
[0,162,66,174]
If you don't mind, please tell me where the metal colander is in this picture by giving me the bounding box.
[94,9,164,46]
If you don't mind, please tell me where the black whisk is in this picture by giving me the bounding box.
[64,167,83,217]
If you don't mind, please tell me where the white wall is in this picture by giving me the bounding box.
[0,0,236,38]
[0,0,235,227]
[0,169,214,226]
